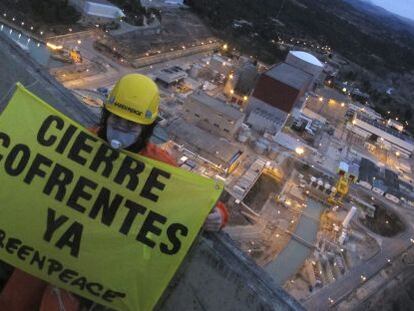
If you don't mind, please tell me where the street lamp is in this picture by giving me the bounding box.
[295,147,305,155]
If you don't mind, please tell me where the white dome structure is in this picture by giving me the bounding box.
[286,51,324,79]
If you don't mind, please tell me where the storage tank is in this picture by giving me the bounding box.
[342,206,357,228]
[317,179,324,190]
[305,260,317,287]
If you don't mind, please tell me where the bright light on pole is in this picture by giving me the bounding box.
[46,42,63,50]
[295,147,304,155]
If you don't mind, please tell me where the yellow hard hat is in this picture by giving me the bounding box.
[105,74,159,125]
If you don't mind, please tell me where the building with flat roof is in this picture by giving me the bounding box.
[209,55,233,76]
[183,92,244,139]
[358,157,414,204]
[348,113,414,158]
[167,118,244,174]
[246,62,313,134]
[69,0,124,24]
[156,66,188,86]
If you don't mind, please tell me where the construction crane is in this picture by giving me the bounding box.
[327,161,358,206]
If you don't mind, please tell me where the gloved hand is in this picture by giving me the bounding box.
[203,207,223,232]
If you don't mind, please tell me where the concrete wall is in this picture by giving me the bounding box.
[156,233,305,311]
[111,22,161,39]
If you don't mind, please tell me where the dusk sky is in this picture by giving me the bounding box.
[370,0,414,20]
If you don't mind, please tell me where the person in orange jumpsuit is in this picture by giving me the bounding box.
[0,74,228,310]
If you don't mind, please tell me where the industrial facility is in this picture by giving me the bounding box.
[245,51,323,134]
[348,113,414,158]
[1,2,414,308]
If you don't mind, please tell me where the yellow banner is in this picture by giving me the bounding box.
[0,84,223,311]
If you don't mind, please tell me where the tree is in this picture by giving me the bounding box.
[30,0,80,24]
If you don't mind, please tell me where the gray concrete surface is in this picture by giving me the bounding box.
[0,32,304,311]
[157,233,305,311]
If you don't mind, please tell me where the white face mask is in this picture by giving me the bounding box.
[106,113,143,149]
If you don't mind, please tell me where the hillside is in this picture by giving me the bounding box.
[185,0,414,72]
[185,0,414,131]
